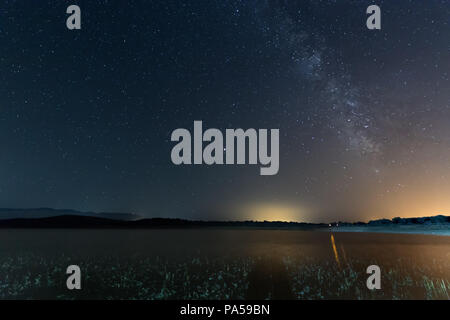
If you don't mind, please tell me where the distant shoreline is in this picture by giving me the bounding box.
[330,225,450,236]
[0,215,327,229]
[0,215,449,237]
[0,210,449,235]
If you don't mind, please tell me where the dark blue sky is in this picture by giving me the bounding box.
[0,1,449,222]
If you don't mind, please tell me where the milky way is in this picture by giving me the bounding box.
[0,1,449,222]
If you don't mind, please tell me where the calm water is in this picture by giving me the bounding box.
[0,229,449,299]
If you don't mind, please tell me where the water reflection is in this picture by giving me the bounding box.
[330,234,340,268]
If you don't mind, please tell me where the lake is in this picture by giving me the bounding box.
[0,229,449,299]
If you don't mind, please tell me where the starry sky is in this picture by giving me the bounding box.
[0,0,449,222]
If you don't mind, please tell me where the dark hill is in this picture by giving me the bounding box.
[0,208,140,221]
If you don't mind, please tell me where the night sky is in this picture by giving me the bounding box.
[0,0,449,222]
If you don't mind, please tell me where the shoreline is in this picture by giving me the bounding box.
[329,225,450,236]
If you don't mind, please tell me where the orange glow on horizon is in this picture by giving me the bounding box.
[238,202,305,222]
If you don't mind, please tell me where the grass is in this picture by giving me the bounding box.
[284,255,449,300]
[0,253,253,300]
[1,252,448,299]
